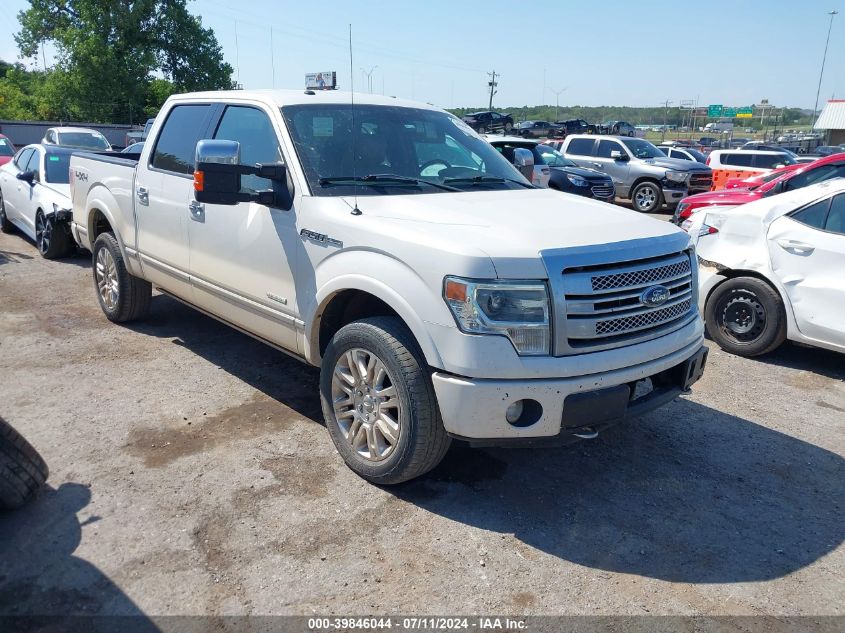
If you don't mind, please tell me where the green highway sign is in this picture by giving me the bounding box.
[722,107,737,117]
[707,104,723,117]
[737,106,753,118]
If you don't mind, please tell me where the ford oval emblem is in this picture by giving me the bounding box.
[640,285,670,308]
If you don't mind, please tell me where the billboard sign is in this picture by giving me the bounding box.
[306,72,337,90]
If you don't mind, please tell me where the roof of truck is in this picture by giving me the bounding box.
[168,89,441,111]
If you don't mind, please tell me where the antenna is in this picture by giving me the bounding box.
[349,24,361,215]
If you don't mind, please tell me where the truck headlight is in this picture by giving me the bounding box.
[443,277,550,356]
[665,170,689,184]
[566,174,589,187]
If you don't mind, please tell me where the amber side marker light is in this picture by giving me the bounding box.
[444,279,468,302]
[193,170,204,192]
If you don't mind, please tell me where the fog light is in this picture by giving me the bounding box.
[505,400,524,424]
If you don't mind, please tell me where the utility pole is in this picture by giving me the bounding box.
[550,87,567,122]
[487,71,498,110]
[270,27,275,89]
[813,10,838,125]
[660,99,673,142]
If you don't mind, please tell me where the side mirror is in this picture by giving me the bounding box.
[16,171,35,185]
[512,147,535,180]
[610,150,628,161]
[193,139,288,207]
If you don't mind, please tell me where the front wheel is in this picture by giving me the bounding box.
[0,191,12,233]
[705,277,786,357]
[320,316,451,484]
[630,181,663,213]
[35,211,72,259]
[92,232,152,322]
[504,122,513,133]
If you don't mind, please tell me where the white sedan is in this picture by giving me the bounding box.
[690,178,845,356]
[0,144,76,258]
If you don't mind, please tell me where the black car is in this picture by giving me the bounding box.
[556,119,596,136]
[515,120,563,138]
[536,143,615,202]
[600,121,636,136]
[461,111,514,134]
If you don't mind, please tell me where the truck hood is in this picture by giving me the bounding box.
[641,156,711,172]
[348,188,684,278]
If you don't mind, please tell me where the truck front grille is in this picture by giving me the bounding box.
[689,172,713,191]
[560,251,696,353]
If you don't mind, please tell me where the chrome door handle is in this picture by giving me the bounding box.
[776,239,814,254]
[136,186,149,205]
[189,200,205,222]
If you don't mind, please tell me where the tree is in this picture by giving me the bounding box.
[14,0,233,123]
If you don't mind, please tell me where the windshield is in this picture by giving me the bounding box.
[282,104,529,196]
[44,153,71,184]
[57,131,110,150]
[620,138,665,159]
[0,138,14,157]
[536,144,576,167]
[686,148,706,162]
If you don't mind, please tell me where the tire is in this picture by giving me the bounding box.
[630,180,664,213]
[0,416,49,510]
[477,126,488,134]
[0,190,12,233]
[35,210,72,259]
[92,232,151,323]
[504,122,513,133]
[320,316,451,485]
[705,276,787,357]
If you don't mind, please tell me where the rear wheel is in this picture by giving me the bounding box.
[0,191,12,233]
[35,210,71,259]
[630,181,663,213]
[92,232,151,322]
[504,122,513,133]
[705,276,786,357]
[0,416,49,510]
[320,316,451,485]
[477,126,488,134]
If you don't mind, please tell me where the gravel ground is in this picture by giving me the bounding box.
[0,227,843,621]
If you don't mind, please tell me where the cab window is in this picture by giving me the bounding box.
[566,138,595,156]
[722,153,752,167]
[213,105,283,193]
[151,104,212,175]
[597,140,623,159]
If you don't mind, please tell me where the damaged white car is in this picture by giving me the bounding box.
[688,178,845,357]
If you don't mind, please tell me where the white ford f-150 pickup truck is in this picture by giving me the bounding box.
[69,89,707,484]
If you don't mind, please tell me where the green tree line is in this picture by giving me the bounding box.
[1,0,233,124]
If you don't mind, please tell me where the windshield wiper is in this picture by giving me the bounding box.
[319,174,459,192]
[443,175,534,188]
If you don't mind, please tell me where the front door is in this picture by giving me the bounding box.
[593,139,631,193]
[187,104,302,352]
[135,103,216,299]
[767,192,845,347]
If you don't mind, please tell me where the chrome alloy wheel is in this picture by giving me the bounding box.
[95,246,119,310]
[35,213,51,255]
[331,348,402,462]
[634,184,658,211]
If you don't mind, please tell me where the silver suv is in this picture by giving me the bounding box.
[560,135,712,212]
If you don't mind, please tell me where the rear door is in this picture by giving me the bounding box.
[767,193,845,347]
[135,102,217,299]
[564,137,597,169]
[187,103,302,351]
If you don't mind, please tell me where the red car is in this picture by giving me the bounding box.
[723,163,802,189]
[0,134,16,167]
[673,152,845,224]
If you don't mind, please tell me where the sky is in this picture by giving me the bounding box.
[1,0,843,111]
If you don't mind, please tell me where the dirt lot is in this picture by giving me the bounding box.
[1,227,843,622]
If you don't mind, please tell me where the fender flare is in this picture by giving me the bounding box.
[85,185,135,272]
[304,254,448,369]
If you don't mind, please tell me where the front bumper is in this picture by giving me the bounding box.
[661,186,686,208]
[432,338,707,444]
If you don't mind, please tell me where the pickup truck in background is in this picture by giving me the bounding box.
[70,90,707,484]
[557,135,713,213]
